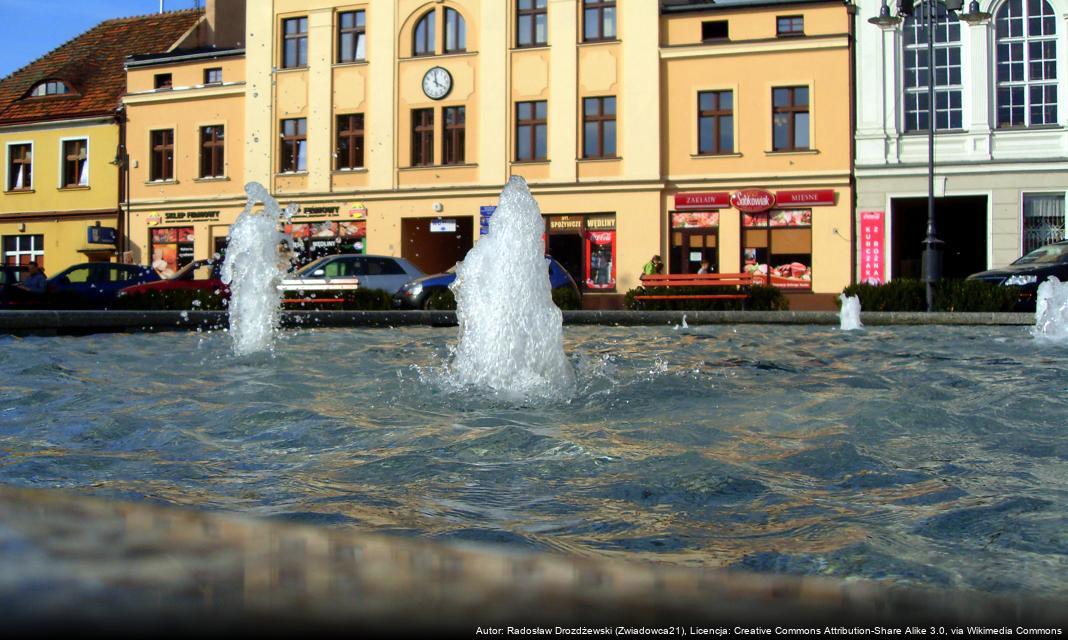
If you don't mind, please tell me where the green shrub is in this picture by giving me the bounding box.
[840,279,926,312]
[841,278,1020,312]
[426,288,456,310]
[425,286,583,311]
[624,285,788,311]
[551,285,582,310]
[283,288,393,311]
[112,288,226,311]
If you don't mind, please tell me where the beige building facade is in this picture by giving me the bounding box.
[124,0,855,307]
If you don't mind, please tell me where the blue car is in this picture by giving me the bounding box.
[392,256,581,310]
[48,262,160,308]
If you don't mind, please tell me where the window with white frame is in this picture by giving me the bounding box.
[996,0,1057,127]
[62,139,88,187]
[1023,193,1065,253]
[2,234,44,266]
[902,2,962,131]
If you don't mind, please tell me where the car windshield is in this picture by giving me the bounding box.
[295,258,330,276]
[1012,243,1068,265]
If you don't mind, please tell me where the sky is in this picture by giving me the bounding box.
[0,0,204,79]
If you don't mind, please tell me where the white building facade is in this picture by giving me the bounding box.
[855,0,1068,281]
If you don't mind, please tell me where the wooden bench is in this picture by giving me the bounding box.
[635,273,759,307]
[283,297,345,306]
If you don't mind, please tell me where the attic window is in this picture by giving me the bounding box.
[29,80,70,97]
[701,21,729,42]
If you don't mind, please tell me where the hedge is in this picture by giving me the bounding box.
[840,278,1020,312]
[113,288,395,311]
[426,286,583,311]
[623,285,788,311]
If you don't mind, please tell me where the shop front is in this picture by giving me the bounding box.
[141,202,369,275]
[672,188,846,295]
[543,214,617,292]
[285,204,368,268]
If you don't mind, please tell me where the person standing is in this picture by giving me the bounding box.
[642,255,663,275]
[697,260,711,274]
[18,261,47,294]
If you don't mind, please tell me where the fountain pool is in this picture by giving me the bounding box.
[1,323,1066,599]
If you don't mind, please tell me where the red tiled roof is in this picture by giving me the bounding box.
[0,10,202,126]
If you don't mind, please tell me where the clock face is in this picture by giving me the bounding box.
[422,66,452,100]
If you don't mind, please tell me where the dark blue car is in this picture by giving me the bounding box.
[392,256,581,310]
[48,262,160,308]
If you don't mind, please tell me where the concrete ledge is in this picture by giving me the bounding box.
[1,485,1063,633]
[0,309,1035,335]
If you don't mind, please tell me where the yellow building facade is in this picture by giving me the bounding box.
[0,118,122,270]
[124,52,247,272]
[123,0,855,307]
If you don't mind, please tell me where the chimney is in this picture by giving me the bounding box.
[205,0,246,49]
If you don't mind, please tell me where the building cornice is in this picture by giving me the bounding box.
[660,34,849,59]
[123,83,246,105]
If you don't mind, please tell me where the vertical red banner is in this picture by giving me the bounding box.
[859,211,885,284]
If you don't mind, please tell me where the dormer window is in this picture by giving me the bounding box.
[29,80,70,97]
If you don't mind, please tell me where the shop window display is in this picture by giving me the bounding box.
[544,214,616,291]
[741,209,812,288]
[670,211,719,274]
[150,227,195,278]
[286,220,367,267]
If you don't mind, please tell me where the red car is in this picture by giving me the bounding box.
[117,259,229,299]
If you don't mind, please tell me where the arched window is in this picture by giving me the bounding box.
[413,10,435,56]
[414,9,435,56]
[444,8,467,53]
[996,0,1057,127]
[902,2,962,131]
[29,80,70,97]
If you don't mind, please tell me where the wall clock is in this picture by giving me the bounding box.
[422,66,452,100]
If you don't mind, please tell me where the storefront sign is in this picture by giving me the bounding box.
[860,211,885,284]
[87,226,117,244]
[730,189,777,213]
[347,203,368,218]
[430,218,457,233]
[548,216,583,231]
[675,192,730,211]
[292,205,341,219]
[160,211,221,223]
[480,206,496,236]
[672,211,720,228]
[585,215,616,230]
[776,189,836,207]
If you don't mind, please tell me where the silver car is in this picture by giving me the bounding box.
[280,254,424,295]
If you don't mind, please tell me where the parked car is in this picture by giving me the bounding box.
[967,240,1068,311]
[0,264,34,308]
[117,259,227,300]
[47,262,160,308]
[393,256,581,310]
[280,254,424,297]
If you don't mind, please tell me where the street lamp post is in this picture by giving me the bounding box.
[869,0,988,311]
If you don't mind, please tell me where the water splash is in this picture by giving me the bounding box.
[445,176,575,401]
[220,183,295,356]
[839,294,863,331]
[1033,276,1068,344]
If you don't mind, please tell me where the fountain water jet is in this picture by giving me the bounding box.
[1033,276,1068,344]
[839,294,863,331]
[220,183,295,356]
[446,176,575,401]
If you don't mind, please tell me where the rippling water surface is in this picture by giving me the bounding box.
[1,324,1066,596]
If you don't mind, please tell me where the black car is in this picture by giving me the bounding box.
[0,264,34,308]
[967,240,1068,311]
[393,256,581,310]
